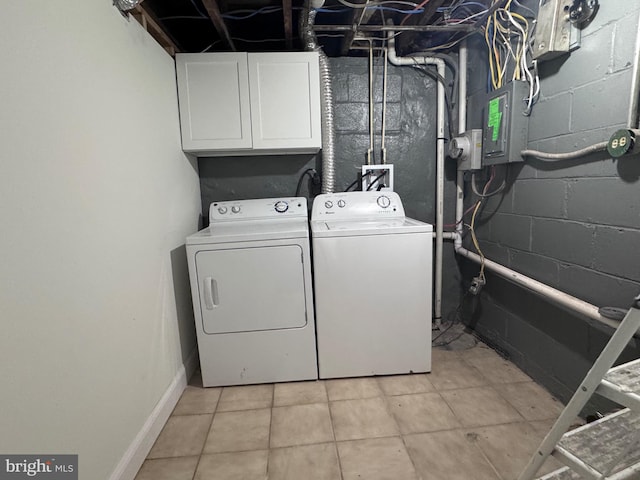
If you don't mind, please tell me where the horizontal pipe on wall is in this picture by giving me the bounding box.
[313,24,475,32]
[454,245,626,331]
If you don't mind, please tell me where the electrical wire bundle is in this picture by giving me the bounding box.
[485,0,539,112]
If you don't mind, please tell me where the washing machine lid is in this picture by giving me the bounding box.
[187,218,309,245]
[311,217,432,237]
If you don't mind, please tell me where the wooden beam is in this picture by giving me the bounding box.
[397,0,447,53]
[201,0,236,51]
[133,5,180,56]
[282,0,293,50]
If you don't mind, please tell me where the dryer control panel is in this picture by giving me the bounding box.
[311,191,405,220]
[210,197,308,223]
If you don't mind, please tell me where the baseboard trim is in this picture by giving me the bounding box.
[109,348,199,480]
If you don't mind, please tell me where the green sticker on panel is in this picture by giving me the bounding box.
[487,97,502,142]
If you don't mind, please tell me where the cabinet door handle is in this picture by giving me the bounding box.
[203,277,219,310]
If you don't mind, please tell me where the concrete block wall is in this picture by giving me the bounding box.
[464,0,640,412]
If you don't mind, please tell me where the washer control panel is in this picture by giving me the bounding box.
[210,197,308,223]
[311,192,405,220]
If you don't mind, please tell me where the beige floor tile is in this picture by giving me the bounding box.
[493,382,564,421]
[466,354,532,384]
[404,430,500,480]
[217,384,273,412]
[325,377,383,401]
[330,397,399,441]
[271,403,334,448]
[528,419,556,435]
[428,357,489,391]
[134,456,199,480]
[173,385,222,415]
[274,381,327,407]
[466,422,564,479]
[268,443,341,480]
[387,393,460,434]
[456,343,501,362]
[203,408,270,453]
[148,414,212,458]
[431,347,461,363]
[377,374,434,396]
[441,386,524,427]
[338,437,418,480]
[195,451,268,480]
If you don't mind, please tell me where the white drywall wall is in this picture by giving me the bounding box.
[0,1,201,478]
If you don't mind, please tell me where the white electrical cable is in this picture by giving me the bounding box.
[521,141,608,160]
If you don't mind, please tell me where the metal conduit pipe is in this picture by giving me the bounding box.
[302,3,336,193]
[387,29,446,326]
[452,44,619,331]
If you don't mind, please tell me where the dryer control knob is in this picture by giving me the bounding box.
[231,206,241,213]
[324,201,333,209]
[337,200,346,208]
[218,206,228,214]
[377,195,391,208]
[274,201,289,213]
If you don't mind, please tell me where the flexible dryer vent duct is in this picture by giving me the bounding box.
[302,4,336,193]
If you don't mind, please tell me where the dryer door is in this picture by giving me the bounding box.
[195,244,307,334]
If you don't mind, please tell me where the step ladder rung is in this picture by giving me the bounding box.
[535,466,582,480]
[597,359,640,411]
[554,409,640,478]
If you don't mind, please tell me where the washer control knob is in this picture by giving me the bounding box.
[274,201,289,213]
[324,201,333,209]
[231,206,241,213]
[337,200,346,208]
[377,195,391,208]
[218,206,228,214]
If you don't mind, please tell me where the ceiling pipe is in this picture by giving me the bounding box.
[387,27,446,328]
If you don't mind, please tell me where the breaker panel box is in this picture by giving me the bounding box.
[467,81,530,166]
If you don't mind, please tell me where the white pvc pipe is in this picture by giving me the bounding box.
[455,247,620,330]
[387,31,446,326]
[628,20,640,129]
[455,42,467,250]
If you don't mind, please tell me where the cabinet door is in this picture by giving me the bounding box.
[248,52,321,151]
[176,53,252,151]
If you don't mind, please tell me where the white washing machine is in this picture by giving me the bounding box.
[186,197,318,387]
[310,191,432,379]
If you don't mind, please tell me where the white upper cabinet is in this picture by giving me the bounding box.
[176,52,321,156]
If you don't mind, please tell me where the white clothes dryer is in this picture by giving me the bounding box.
[310,191,432,379]
[186,197,318,387]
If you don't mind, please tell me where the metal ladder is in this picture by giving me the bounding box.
[518,295,640,480]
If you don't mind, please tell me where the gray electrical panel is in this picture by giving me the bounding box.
[479,81,530,166]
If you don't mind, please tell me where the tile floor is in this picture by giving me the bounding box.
[135,342,568,480]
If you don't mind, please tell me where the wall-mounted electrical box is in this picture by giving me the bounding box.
[533,0,582,62]
[451,129,483,171]
[482,81,530,166]
[361,165,394,191]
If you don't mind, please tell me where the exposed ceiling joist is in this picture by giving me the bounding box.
[340,0,372,56]
[132,4,181,55]
[282,0,293,49]
[397,0,447,52]
[201,0,237,51]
